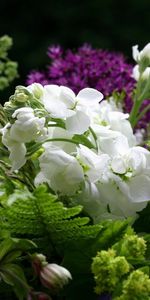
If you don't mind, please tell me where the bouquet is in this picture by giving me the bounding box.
[0,41,150,299]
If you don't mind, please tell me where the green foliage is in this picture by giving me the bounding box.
[0,35,18,91]
[61,219,132,300]
[0,182,136,300]
[0,185,102,256]
[0,237,36,300]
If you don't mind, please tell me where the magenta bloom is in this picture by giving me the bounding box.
[26,44,150,129]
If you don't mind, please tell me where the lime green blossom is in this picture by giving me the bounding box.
[114,234,147,259]
[0,35,18,91]
[116,270,150,300]
[91,249,130,294]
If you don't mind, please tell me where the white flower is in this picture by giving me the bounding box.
[35,144,84,195]
[27,83,44,99]
[76,144,150,220]
[41,85,103,134]
[1,107,47,170]
[93,125,130,156]
[1,124,26,170]
[77,144,110,183]
[132,43,150,62]
[104,146,150,211]
[87,98,122,127]
[42,85,76,118]
[10,107,47,143]
[88,99,136,146]
[141,67,150,80]
[97,180,147,218]
[106,111,136,146]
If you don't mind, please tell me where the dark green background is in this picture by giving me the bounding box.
[0,0,150,99]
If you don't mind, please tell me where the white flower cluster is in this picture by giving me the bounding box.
[1,83,150,221]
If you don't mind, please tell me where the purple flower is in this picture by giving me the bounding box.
[26,44,150,129]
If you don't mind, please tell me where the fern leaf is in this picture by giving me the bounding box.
[0,185,103,254]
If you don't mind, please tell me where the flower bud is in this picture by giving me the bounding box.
[91,249,130,295]
[40,263,72,292]
[132,43,150,63]
[119,234,146,259]
[141,67,150,80]
[140,43,150,61]
[117,270,150,299]
[31,253,47,275]
[132,65,140,81]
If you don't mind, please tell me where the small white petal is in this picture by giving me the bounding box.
[77,88,103,106]
[10,143,26,171]
[132,65,140,81]
[111,157,126,174]
[132,45,139,62]
[66,110,90,134]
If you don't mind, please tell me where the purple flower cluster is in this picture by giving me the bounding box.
[26,44,150,129]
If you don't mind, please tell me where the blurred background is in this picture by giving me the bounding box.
[0,0,150,99]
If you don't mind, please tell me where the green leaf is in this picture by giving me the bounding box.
[0,239,15,261]
[0,263,29,300]
[1,185,102,257]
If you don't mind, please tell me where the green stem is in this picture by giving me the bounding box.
[135,103,150,123]
[129,80,150,128]
[129,96,143,128]
[27,137,96,157]
[89,126,98,150]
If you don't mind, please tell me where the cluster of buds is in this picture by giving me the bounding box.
[113,233,147,260]
[0,35,18,91]
[31,254,72,294]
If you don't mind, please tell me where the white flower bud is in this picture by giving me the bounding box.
[141,67,150,80]
[40,263,72,291]
[132,43,150,62]
[132,65,140,81]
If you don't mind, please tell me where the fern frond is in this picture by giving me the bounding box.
[0,185,103,254]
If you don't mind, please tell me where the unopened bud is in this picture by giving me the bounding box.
[40,263,72,292]
[141,67,150,80]
[31,253,47,275]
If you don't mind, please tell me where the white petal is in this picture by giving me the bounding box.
[132,45,139,62]
[10,143,26,171]
[12,107,33,118]
[42,85,75,118]
[132,65,140,81]
[127,175,150,202]
[77,88,103,106]
[76,181,107,223]
[66,110,90,134]
[60,86,76,108]
[111,157,126,174]
[97,132,129,156]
